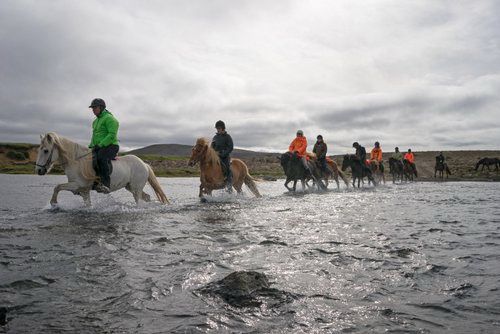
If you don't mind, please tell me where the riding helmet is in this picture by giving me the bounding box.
[296,130,304,135]
[317,134,323,139]
[215,120,226,129]
[352,142,359,148]
[89,98,106,108]
[375,141,380,147]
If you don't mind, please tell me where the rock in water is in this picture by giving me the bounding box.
[198,271,294,307]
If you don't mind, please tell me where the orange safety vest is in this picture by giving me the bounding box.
[404,152,415,163]
[289,136,308,157]
[370,147,383,162]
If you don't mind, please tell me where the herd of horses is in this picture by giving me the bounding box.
[34,133,499,206]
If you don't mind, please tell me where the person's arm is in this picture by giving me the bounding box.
[99,117,119,147]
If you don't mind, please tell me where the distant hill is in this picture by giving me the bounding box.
[126,143,278,159]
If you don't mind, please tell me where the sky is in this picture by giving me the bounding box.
[1,0,499,153]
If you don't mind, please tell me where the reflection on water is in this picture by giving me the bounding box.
[0,174,499,333]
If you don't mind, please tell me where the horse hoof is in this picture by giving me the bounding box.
[200,197,208,203]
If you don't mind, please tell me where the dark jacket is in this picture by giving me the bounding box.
[356,145,367,162]
[313,141,327,159]
[211,132,234,159]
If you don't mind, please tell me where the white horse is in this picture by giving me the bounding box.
[35,132,169,206]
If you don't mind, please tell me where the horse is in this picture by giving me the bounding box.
[307,154,349,189]
[280,152,326,192]
[475,157,499,171]
[341,154,376,188]
[403,159,417,181]
[434,158,452,179]
[188,138,261,198]
[368,160,386,185]
[388,157,404,183]
[35,132,169,206]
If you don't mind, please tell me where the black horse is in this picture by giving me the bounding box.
[280,152,326,192]
[434,157,451,179]
[388,157,404,183]
[403,159,417,181]
[341,154,376,188]
[475,157,499,171]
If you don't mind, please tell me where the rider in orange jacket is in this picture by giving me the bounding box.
[404,149,418,177]
[370,141,384,172]
[288,130,313,174]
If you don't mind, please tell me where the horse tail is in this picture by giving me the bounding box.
[244,174,262,197]
[337,168,349,187]
[445,165,452,175]
[147,165,170,204]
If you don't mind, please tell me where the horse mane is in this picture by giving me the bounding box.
[196,137,220,166]
[44,132,96,180]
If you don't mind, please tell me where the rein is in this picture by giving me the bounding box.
[36,148,54,169]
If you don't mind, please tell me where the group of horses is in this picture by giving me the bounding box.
[36,133,496,206]
[280,152,420,192]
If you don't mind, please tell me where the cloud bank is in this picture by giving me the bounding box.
[1,0,499,153]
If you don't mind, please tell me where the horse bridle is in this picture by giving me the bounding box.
[36,146,55,170]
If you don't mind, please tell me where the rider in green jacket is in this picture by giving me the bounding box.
[89,98,119,193]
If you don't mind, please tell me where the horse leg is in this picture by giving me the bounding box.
[198,184,204,197]
[50,182,80,205]
[301,179,306,192]
[80,190,91,207]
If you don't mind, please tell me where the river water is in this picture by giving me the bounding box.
[0,174,499,333]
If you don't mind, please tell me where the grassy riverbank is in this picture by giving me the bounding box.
[1,143,499,181]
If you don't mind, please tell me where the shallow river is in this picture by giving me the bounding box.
[1,174,499,333]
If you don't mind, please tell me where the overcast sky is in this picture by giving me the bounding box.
[1,0,499,153]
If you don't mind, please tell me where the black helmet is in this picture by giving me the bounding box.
[89,98,106,108]
[317,134,323,140]
[215,120,226,129]
[352,142,359,148]
[395,147,399,151]
[375,141,380,147]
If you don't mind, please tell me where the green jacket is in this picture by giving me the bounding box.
[392,152,403,160]
[89,110,119,148]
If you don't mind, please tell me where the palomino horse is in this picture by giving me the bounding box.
[307,154,349,189]
[35,132,169,206]
[475,157,499,171]
[434,158,452,179]
[341,155,376,188]
[368,160,386,185]
[188,138,261,197]
[388,157,404,183]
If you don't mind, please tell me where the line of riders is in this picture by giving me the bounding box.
[85,97,441,195]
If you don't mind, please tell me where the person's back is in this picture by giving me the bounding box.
[211,120,233,191]
[370,141,384,173]
[89,98,119,193]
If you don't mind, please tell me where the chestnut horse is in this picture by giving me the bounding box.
[188,138,261,198]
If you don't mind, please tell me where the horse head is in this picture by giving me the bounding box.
[188,138,209,167]
[35,133,62,175]
[341,154,351,171]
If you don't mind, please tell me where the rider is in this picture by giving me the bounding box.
[211,120,233,192]
[289,130,313,175]
[370,141,384,173]
[404,148,418,177]
[89,98,119,193]
[352,142,367,164]
[392,147,403,161]
[436,152,445,165]
[313,135,328,174]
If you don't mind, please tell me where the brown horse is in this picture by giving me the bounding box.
[188,138,261,198]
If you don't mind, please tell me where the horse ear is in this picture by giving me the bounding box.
[46,133,53,143]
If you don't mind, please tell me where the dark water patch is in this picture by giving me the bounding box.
[445,282,476,298]
[390,248,418,258]
[0,276,55,290]
[408,303,457,315]
[428,228,444,233]
[438,220,461,225]
[259,239,288,246]
[423,264,448,275]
